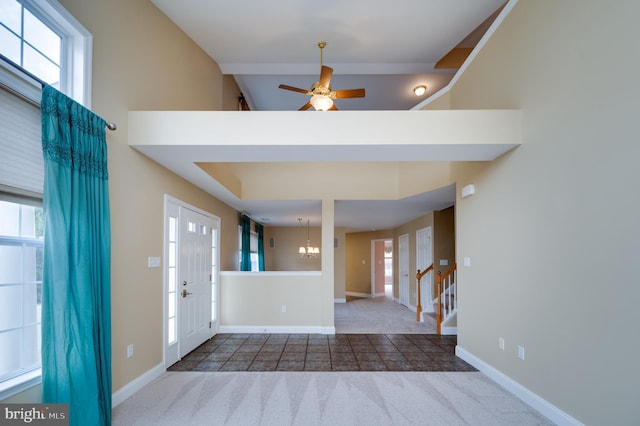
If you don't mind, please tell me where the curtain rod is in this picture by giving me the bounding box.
[0,53,116,131]
[239,212,263,226]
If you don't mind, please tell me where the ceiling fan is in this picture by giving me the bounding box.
[278,41,366,111]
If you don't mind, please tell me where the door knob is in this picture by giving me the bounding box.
[182,289,192,298]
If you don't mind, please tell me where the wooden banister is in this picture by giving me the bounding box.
[415,263,434,322]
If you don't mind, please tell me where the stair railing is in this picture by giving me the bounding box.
[415,263,434,322]
[436,263,457,334]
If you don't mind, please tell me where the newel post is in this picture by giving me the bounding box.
[416,269,422,322]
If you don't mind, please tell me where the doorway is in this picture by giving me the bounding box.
[164,196,220,367]
[371,239,393,298]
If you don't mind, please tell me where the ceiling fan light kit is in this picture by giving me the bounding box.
[278,41,365,111]
[310,94,333,111]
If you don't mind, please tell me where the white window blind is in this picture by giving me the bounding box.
[0,85,43,197]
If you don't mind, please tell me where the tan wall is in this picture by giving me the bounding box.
[433,206,455,299]
[420,91,451,110]
[344,212,435,303]
[345,230,393,295]
[220,272,323,328]
[333,227,346,301]
[263,226,321,271]
[438,0,640,423]
[219,162,457,201]
[58,0,241,393]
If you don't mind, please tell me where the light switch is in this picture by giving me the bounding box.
[148,256,161,268]
[463,257,471,267]
[439,259,448,266]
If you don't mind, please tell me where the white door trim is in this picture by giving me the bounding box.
[416,226,433,316]
[398,234,409,307]
[163,195,220,368]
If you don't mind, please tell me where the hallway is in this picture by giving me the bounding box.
[335,295,436,334]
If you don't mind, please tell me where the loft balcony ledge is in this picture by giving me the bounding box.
[128,109,521,163]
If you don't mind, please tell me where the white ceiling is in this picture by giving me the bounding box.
[151,0,506,111]
[147,0,509,230]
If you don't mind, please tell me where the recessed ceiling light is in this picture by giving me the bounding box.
[413,85,427,96]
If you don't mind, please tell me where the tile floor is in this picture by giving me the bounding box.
[168,334,476,372]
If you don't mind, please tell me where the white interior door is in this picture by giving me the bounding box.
[398,234,409,307]
[416,227,433,314]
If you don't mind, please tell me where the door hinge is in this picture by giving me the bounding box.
[209,321,212,329]
[209,274,212,282]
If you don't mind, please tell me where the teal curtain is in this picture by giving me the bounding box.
[40,85,111,426]
[240,214,251,271]
[257,223,265,271]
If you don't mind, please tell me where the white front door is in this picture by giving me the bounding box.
[416,227,433,314]
[165,197,219,367]
[398,234,409,307]
[179,207,214,357]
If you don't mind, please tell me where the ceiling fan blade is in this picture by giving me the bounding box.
[333,88,366,99]
[299,102,312,111]
[328,104,338,111]
[279,84,309,95]
[318,65,333,89]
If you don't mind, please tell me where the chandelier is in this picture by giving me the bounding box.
[298,218,320,258]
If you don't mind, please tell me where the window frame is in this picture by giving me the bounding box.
[0,0,93,106]
[0,197,44,400]
[0,0,92,400]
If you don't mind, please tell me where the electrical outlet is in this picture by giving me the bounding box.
[517,345,525,360]
[281,305,287,313]
[499,337,505,351]
[127,344,134,358]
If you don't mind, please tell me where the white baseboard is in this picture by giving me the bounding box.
[455,346,583,426]
[112,362,165,408]
[345,291,372,298]
[334,298,346,303]
[441,326,457,335]
[219,325,335,335]
[373,292,385,298]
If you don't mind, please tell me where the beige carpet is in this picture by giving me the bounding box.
[112,371,552,425]
[112,298,552,425]
[335,296,436,334]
